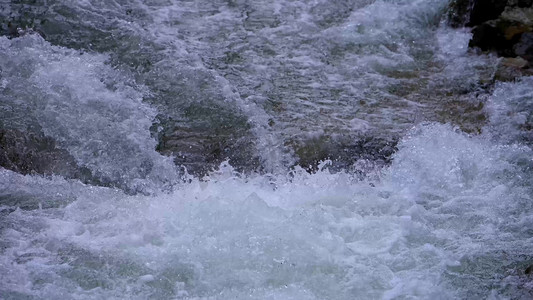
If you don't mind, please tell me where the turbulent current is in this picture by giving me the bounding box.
[1,0,533,299]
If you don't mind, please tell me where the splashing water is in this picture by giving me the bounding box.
[0,0,532,299]
[0,35,179,193]
[1,124,532,299]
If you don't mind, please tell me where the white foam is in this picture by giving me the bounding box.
[1,1,532,298]
[487,77,533,144]
[1,124,532,299]
[0,35,179,193]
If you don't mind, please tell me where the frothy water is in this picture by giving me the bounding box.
[1,0,533,299]
[0,35,179,194]
[1,124,533,299]
[487,77,533,145]
[0,0,497,173]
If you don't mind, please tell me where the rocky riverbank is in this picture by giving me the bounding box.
[449,0,533,81]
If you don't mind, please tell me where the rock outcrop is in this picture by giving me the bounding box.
[468,0,510,27]
[449,0,533,81]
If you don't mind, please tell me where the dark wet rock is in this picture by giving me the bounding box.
[500,6,533,27]
[6,22,19,38]
[514,32,533,59]
[447,0,474,28]
[447,0,510,28]
[0,1,49,39]
[460,0,533,79]
[153,119,261,177]
[469,19,529,57]
[468,0,509,27]
[2,22,46,39]
[502,56,530,68]
[434,95,488,134]
[1,1,134,53]
[510,0,533,8]
[291,135,397,173]
[469,21,507,52]
[526,264,533,274]
[448,0,533,70]
[0,128,95,182]
[494,57,533,81]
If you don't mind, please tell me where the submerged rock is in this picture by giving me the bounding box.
[290,135,397,173]
[494,57,533,81]
[154,121,261,177]
[514,32,533,59]
[502,56,530,68]
[0,128,94,182]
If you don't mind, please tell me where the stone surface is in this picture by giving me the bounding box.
[514,32,533,59]
[468,0,509,27]
[448,0,533,70]
[502,56,529,68]
[291,135,397,173]
[510,0,533,8]
[495,59,533,81]
[469,21,509,53]
[0,128,96,183]
[462,0,533,76]
[501,6,533,25]
[447,0,474,28]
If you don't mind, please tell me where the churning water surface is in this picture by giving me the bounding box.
[0,0,532,299]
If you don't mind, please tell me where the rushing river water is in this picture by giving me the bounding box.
[1,0,533,299]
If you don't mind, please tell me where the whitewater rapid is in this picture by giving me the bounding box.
[2,121,533,299]
[1,0,533,299]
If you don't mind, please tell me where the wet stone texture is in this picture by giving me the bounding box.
[0,128,92,181]
[290,135,397,173]
[449,0,533,81]
[154,122,262,176]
